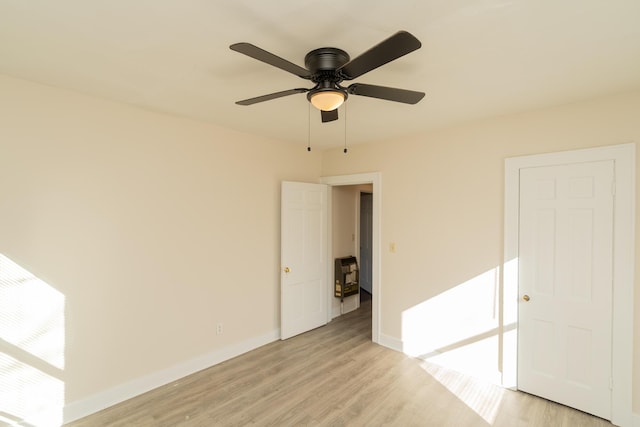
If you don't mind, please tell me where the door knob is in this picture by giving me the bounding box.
[522,294,530,302]
[283,267,291,273]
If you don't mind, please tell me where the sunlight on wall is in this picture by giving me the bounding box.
[0,254,65,427]
[402,267,500,383]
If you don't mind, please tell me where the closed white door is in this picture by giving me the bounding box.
[281,181,328,340]
[517,160,614,419]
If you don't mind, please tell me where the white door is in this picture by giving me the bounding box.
[359,192,373,294]
[517,160,614,419]
[281,181,328,340]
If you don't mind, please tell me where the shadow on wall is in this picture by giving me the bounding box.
[0,254,65,426]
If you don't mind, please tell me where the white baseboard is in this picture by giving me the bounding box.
[377,332,403,353]
[63,329,280,424]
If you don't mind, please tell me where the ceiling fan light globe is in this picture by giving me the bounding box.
[310,91,345,111]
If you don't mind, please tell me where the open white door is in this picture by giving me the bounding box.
[517,160,614,419]
[281,181,328,340]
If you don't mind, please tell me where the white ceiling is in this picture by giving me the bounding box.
[2,1,640,150]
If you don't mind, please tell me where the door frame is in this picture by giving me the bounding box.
[321,172,381,344]
[503,143,635,426]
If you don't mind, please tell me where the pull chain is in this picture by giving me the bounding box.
[343,103,348,154]
[307,102,311,152]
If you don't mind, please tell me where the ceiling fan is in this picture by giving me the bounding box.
[230,31,425,123]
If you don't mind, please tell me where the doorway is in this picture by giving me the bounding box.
[328,186,373,318]
[503,143,635,426]
[321,173,381,344]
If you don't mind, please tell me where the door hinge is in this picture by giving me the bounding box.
[611,180,616,196]
[609,377,614,390]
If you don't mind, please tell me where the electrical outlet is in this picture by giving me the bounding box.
[216,323,223,335]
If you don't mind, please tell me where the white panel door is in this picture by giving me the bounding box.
[281,181,327,340]
[518,160,614,419]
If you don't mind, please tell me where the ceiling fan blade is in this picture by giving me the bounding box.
[338,31,422,80]
[236,88,309,106]
[321,109,339,123]
[348,83,425,104]
[230,43,311,78]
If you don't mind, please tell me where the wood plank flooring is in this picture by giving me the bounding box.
[67,297,613,426]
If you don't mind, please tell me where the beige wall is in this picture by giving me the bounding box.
[321,90,640,412]
[331,184,372,263]
[1,72,638,419]
[331,186,358,260]
[0,75,322,407]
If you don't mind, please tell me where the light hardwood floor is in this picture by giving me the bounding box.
[67,297,613,426]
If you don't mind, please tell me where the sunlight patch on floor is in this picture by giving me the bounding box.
[420,361,505,425]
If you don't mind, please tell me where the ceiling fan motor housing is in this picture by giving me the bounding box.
[304,48,350,77]
[304,47,350,102]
